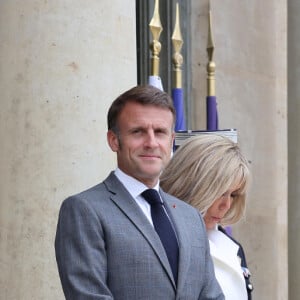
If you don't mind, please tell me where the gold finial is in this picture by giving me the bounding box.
[207,5,216,96]
[172,3,183,88]
[207,9,214,61]
[149,0,163,76]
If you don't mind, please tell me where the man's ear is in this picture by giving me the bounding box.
[171,131,175,143]
[107,130,119,152]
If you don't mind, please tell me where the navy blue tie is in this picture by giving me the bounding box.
[142,189,179,283]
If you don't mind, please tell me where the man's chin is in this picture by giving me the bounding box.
[139,168,161,180]
[139,161,161,171]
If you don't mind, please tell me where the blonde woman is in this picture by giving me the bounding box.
[160,134,253,300]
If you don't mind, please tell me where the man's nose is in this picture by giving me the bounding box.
[144,131,158,147]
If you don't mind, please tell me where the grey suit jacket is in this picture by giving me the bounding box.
[55,172,224,300]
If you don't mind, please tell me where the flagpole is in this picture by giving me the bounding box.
[149,0,163,90]
[172,3,186,131]
[206,6,218,130]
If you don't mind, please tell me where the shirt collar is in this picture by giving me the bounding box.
[114,168,160,198]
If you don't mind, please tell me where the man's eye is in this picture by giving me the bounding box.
[132,129,142,134]
[155,130,167,135]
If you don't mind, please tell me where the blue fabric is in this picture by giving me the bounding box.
[142,189,179,284]
[172,88,186,131]
[206,95,218,130]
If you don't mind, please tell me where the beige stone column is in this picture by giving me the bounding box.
[288,0,300,298]
[191,1,288,299]
[0,1,136,299]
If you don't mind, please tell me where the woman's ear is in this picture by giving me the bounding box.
[107,130,119,152]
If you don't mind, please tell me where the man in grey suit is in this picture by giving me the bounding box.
[55,85,224,299]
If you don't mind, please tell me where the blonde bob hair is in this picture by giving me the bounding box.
[160,134,251,226]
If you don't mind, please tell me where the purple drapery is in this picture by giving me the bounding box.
[172,88,186,131]
[206,95,218,130]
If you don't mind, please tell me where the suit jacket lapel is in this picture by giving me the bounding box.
[104,173,176,287]
[208,229,244,280]
[160,190,192,291]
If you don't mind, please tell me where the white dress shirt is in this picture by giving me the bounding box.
[114,168,160,226]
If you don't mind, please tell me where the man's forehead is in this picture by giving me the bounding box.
[121,105,173,120]
[127,117,172,129]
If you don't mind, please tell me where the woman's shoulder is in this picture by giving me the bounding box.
[218,226,254,298]
[218,226,244,247]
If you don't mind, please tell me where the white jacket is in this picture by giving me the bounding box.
[207,228,248,300]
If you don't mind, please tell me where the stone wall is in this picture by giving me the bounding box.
[191,1,287,299]
[0,0,294,299]
[0,1,136,299]
[288,0,300,299]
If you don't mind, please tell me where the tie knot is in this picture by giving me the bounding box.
[142,189,162,206]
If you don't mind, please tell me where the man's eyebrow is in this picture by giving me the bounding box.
[154,127,169,132]
[128,126,145,132]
